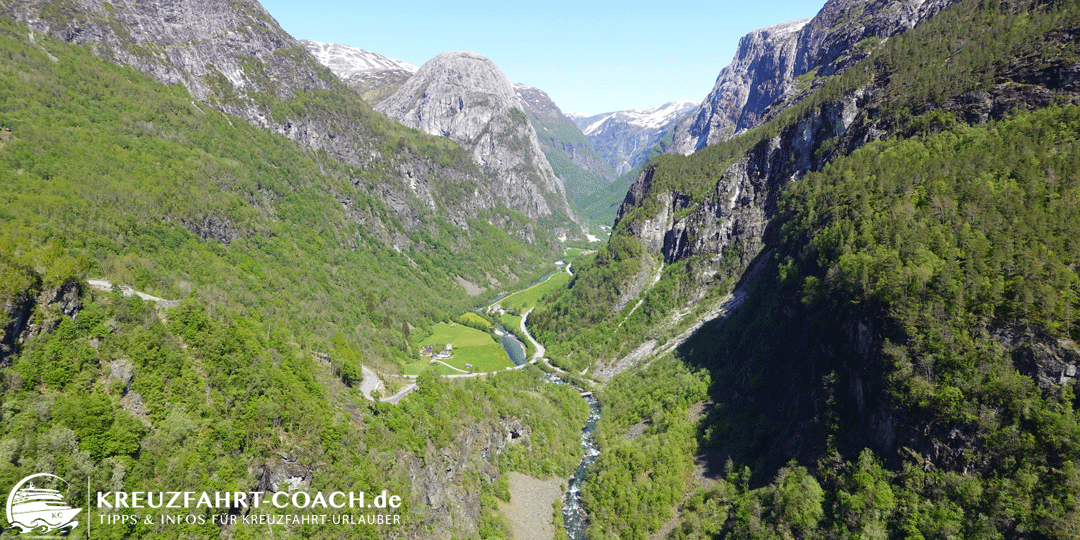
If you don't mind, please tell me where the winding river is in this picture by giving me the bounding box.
[563,392,600,540]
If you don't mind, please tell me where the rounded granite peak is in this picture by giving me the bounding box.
[408,50,517,101]
[376,50,574,224]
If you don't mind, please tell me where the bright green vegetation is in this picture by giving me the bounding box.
[532,236,715,372]
[583,355,711,538]
[497,271,570,314]
[527,109,616,209]
[459,312,492,329]
[0,16,552,376]
[0,16,587,539]
[659,103,1080,540]
[406,322,513,374]
[565,0,1080,537]
[583,104,1080,540]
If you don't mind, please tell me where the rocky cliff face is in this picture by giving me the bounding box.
[669,19,809,155]
[377,51,578,229]
[670,0,958,155]
[0,0,560,244]
[618,91,864,287]
[568,100,698,176]
[620,0,965,276]
[301,40,417,106]
[4,0,330,130]
[397,417,530,539]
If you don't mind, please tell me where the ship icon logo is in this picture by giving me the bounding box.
[5,473,81,536]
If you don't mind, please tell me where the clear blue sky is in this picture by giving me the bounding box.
[258,0,826,115]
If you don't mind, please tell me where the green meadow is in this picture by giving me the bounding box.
[405,322,514,375]
[497,271,570,313]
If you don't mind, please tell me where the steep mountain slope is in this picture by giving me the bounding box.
[670,0,956,154]
[0,4,588,540]
[669,19,809,154]
[1,0,558,246]
[568,100,698,176]
[530,0,1080,537]
[377,51,579,235]
[301,40,417,105]
[513,83,616,209]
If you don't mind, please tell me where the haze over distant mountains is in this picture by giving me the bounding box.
[566,101,698,176]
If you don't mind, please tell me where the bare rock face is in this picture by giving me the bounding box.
[397,416,531,539]
[0,282,82,366]
[671,0,959,155]
[4,0,332,125]
[377,52,576,227]
[301,40,417,106]
[670,19,809,155]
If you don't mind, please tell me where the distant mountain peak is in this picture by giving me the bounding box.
[569,101,699,175]
[300,40,417,78]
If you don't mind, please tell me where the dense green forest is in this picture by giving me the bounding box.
[0,14,588,539]
[535,0,1080,537]
[575,105,1080,540]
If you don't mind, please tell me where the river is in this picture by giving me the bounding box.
[493,323,527,366]
[542,373,600,540]
[563,392,600,539]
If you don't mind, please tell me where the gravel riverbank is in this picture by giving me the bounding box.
[499,472,564,540]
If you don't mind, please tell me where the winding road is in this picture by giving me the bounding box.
[363,266,561,404]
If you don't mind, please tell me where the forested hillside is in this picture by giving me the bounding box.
[528,0,1080,537]
[0,14,586,539]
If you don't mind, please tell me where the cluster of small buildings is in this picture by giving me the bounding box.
[420,343,453,361]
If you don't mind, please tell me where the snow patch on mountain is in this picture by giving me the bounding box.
[301,40,417,79]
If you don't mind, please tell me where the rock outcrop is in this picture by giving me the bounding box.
[397,417,531,539]
[1,282,81,366]
[568,100,698,176]
[301,40,417,106]
[669,19,809,155]
[618,91,864,289]
[670,0,959,155]
[377,51,577,229]
[0,0,562,243]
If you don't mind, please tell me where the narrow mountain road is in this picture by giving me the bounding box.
[359,365,384,401]
[519,307,545,362]
[86,279,180,308]
[380,383,417,404]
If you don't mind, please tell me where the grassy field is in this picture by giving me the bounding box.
[498,271,570,313]
[404,322,514,375]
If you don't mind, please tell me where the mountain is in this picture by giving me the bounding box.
[0,2,589,539]
[300,40,417,105]
[532,0,1080,537]
[0,0,569,247]
[377,51,579,234]
[670,0,956,154]
[567,100,698,176]
[512,83,616,210]
[669,19,809,154]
